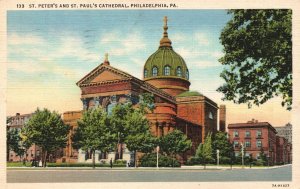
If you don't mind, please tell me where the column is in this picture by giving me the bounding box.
[94,97,100,108]
[81,98,88,110]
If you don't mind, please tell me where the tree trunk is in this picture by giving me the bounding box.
[134,151,137,168]
[7,147,10,162]
[43,151,47,168]
[92,150,95,169]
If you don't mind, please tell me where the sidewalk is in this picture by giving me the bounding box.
[7,164,291,170]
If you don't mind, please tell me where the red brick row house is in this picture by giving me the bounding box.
[228,119,292,165]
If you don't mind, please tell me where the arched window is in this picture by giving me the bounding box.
[186,69,189,80]
[176,67,182,77]
[164,66,171,76]
[152,66,158,76]
[144,69,148,78]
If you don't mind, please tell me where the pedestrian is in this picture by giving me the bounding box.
[110,158,113,169]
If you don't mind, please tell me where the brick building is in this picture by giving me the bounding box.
[60,16,226,164]
[228,119,292,165]
[228,120,277,165]
[6,113,42,162]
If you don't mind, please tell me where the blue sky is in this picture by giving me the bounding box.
[7,10,291,126]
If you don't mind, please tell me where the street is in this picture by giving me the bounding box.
[7,165,291,182]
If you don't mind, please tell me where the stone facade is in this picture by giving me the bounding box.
[276,123,292,143]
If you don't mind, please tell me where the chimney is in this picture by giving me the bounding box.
[219,105,226,132]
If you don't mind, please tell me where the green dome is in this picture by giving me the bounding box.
[143,47,189,80]
[143,16,189,81]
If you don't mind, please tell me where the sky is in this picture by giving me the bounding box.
[6,10,291,126]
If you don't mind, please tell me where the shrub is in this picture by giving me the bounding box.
[140,153,180,167]
[253,159,265,166]
[46,162,125,167]
[186,157,202,165]
[114,159,127,165]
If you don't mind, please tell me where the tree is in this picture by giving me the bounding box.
[109,93,156,164]
[72,107,116,169]
[21,108,69,167]
[212,132,234,164]
[218,10,292,110]
[259,148,268,166]
[7,128,20,161]
[124,109,158,167]
[195,132,213,169]
[110,103,134,160]
[159,129,192,166]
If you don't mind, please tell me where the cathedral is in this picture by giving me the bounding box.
[61,16,226,164]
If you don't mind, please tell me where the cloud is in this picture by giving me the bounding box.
[8,33,45,46]
[171,33,185,42]
[188,60,220,69]
[194,32,210,46]
[99,31,146,57]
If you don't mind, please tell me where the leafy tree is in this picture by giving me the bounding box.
[259,148,268,166]
[21,108,70,167]
[195,133,213,169]
[110,103,134,159]
[212,131,234,164]
[124,109,158,167]
[7,128,20,161]
[138,93,155,113]
[218,10,292,110]
[72,107,116,169]
[159,129,192,166]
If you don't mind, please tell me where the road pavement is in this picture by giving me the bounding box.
[7,164,292,183]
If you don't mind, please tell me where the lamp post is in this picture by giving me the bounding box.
[241,142,244,168]
[156,146,159,169]
[217,149,220,168]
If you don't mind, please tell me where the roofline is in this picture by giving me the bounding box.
[228,122,277,133]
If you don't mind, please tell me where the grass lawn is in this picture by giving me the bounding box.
[7,162,126,167]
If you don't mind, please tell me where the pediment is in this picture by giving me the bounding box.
[90,70,125,83]
[77,65,133,86]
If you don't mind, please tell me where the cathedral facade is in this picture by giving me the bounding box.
[60,16,226,164]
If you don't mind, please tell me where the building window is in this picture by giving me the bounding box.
[245,131,251,138]
[152,66,158,76]
[256,154,260,159]
[256,140,262,148]
[164,66,170,76]
[245,153,250,157]
[245,141,251,147]
[144,69,148,78]
[234,131,239,137]
[234,141,239,148]
[176,67,182,77]
[186,70,189,79]
[257,130,262,138]
[209,112,213,119]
